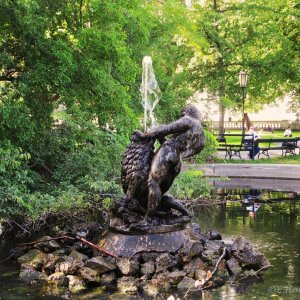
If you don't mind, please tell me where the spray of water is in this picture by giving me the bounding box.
[140,56,161,131]
[185,0,192,8]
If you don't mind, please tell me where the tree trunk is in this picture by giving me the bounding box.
[213,0,226,135]
[218,102,225,134]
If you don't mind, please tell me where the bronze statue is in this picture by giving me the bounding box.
[117,105,205,231]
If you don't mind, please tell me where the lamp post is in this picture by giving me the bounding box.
[239,71,248,135]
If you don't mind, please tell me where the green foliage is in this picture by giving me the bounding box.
[25,187,89,220]
[0,0,298,221]
[170,170,215,200]
[0,0,158,220]
[181,0,299,132]
[220,96,234,109]
[193,129,218,163]
[0,84,35,147]
[102,197,113,210]
[0,141,34,216]
[52,123,124,195]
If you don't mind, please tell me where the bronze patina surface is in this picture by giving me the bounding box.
[113,105,205,233]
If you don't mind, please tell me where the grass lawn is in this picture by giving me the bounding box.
[216,155,300,164]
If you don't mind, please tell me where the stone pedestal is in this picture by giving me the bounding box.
[98,229,191,258]
[15,226,270,295]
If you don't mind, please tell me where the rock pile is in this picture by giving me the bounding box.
[15,227,269,297]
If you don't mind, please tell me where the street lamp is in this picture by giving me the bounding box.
[239,71,248,135]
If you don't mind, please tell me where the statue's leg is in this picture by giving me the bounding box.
[161,195,191,217]
[147,178,162,216]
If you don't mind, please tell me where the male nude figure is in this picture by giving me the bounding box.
[142,105,205,217]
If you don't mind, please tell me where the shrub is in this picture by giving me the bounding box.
[0,141,35,217]
[170,170,215,200]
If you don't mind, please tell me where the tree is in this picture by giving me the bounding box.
[276,0,300,103]
[0,0,197,219]
[181,0,299,133]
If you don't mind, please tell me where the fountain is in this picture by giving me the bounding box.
[95,105,269,295]
[140,56,161,131]
[12,60,270,296]
[99,104,206,257]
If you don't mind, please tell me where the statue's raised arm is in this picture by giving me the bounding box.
[146,105,205,216]
[145,116,194,139]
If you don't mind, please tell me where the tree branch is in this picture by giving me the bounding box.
[18,235,118,258]
[183,247,227,299]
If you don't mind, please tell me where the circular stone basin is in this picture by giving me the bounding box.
[98,229,191,258]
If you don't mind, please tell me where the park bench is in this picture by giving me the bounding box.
[258,137,300,158]
[217,134,255,159]
[216,136,231,159]
[227,137,256,159]
[217,134,300,160]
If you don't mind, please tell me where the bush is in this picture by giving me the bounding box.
[0,141,35,217]
[170,170,215,200]
[0,85,35,147]
[191,129,218,163]
[0,118,127,220]
[53,128,124,195]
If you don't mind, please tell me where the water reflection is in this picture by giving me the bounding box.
[242,189,262,218]
[194,187,300,299]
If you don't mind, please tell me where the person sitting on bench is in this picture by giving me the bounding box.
[245,125,260,159]
[284,127,292,137]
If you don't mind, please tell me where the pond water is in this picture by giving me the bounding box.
[0,186,299,300]
[193,187,300,300]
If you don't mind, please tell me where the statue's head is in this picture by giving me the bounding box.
[181,104,201,120]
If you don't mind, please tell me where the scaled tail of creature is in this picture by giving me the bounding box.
[121,130,155,198]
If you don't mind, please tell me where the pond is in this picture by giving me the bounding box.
[193,186,300,300]
[0,185,299,299]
